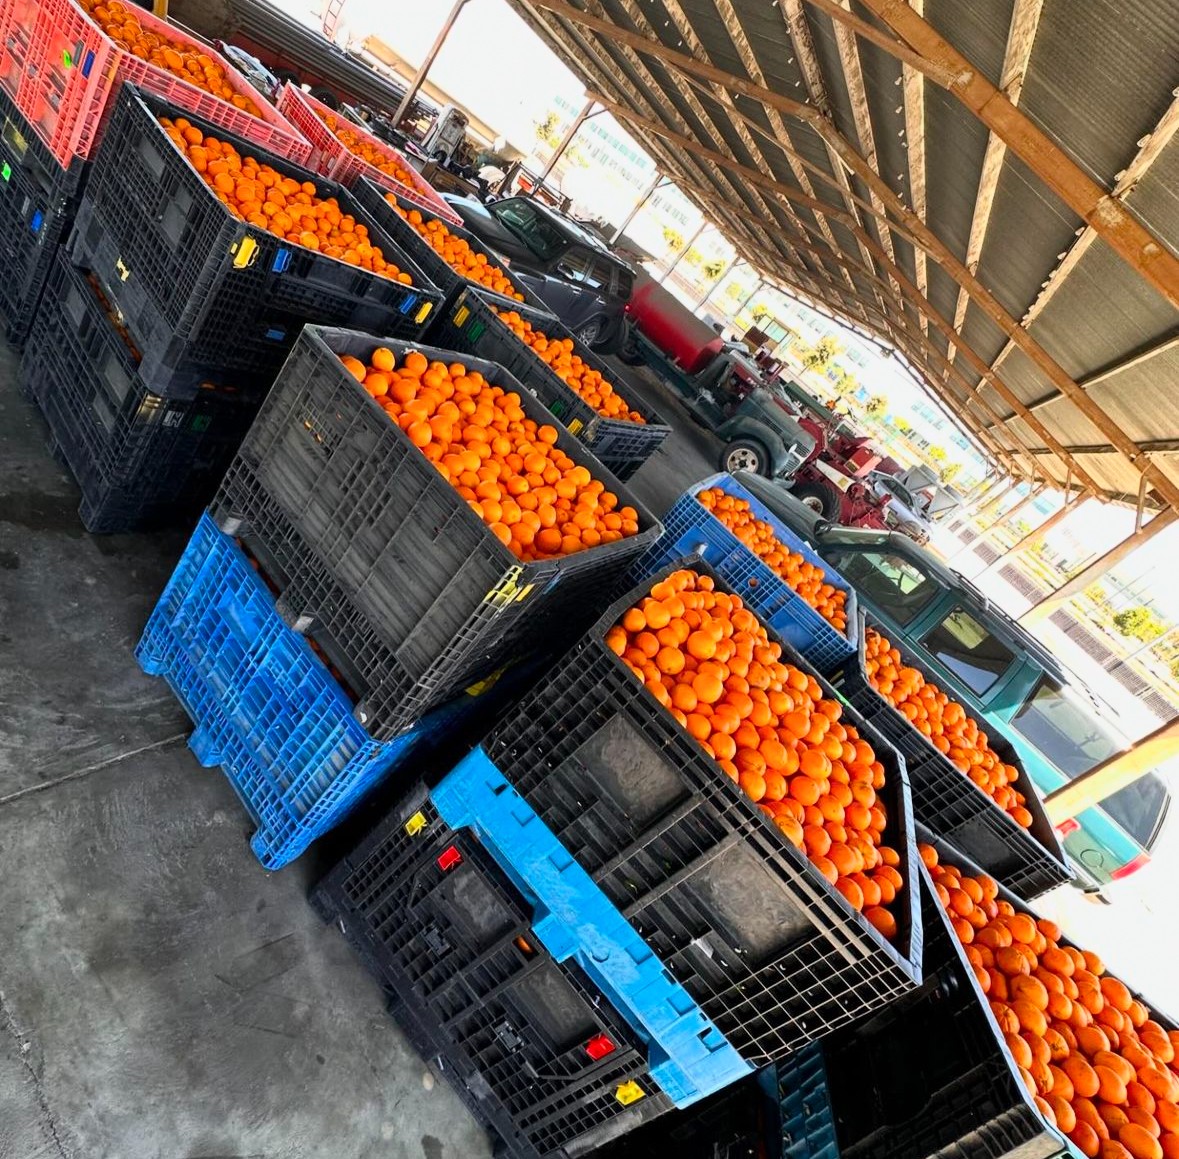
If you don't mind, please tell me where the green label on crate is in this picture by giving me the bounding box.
[62,49,72,68]
[1,162,9,183]
[190,416,212,433]
[469,320,485,342]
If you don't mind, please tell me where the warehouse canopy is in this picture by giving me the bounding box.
[509,0,1179,511]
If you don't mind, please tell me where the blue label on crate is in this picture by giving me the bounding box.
[30,210,43,234]
[272,249,291,273]
[82,49,95,77]
[265,327,286,341]
[398,293,418,315]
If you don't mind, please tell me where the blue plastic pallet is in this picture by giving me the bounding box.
[629,472,858,671]
[762,1045,839,1159]
[136,513,477,869]
[433,747,755,1108]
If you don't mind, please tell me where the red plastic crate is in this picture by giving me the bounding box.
[10,0,310,167]
[275,82,459,225]
[0,0,39,99]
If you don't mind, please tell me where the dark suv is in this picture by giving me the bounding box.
[442,194,633,353]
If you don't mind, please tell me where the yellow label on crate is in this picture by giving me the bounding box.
[465,667,505,697]
[615,1082,645,1106]
[404,812,428,837]
[453,305,470,328]
[232,237,258,269]
[115,258,131,282]
[415,301,433,325]
[486,567,526,607]
[567,419,584,435]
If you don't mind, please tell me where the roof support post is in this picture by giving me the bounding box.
[393,0,470,125]
[660,220,707,284]
[977,481,1046,535]
[1044,717,1179,824]
[977,487,1090,575]
[611,172,665,243]
[531,96,595,193]
[973,477,1021,521]
[696,258,740,310]
[1020,509,1179,626]
[734,277,765,316]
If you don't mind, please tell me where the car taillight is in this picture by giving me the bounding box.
[1110,852,1151,880]
[1056,817,1080,837]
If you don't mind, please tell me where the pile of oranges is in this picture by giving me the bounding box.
[696,487,848,632]
[864,627,1032,828]
[159,117,413,283]
[387,196,523,302]
[608,568,905,940]
[79,0,262,117]
[339,347,640,562]
[496,311,646,424]
[316,108,419,189]
[925,844,1179,1159]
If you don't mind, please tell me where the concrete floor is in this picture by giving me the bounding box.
[0,337,715,1158]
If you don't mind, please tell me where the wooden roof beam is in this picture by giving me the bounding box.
[899,0,929,335]
[944,0,1044,371]
[815,0,1179,314]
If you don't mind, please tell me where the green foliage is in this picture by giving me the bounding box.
[662,226,685,252]
[893,417,912,433]
[927,445,948,463]
[534,111,559,145]
[751,302,769,320]
[683,247,704,267]
[1084,583,1108,603]
[939,461,963,485]
[1112,606,1166,644]
[831,367,858,397]
[1171,657,1179,682]
[801,335,840,373]
[702,258,727,280]
[865,394,888,417]
[724,280,745,300]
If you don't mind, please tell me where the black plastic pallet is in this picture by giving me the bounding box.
[212,325,661,740]
[22,253,260,533]
[0,86,87,349]
[65,84,443,399]
[428,286,671,482]
[817,831,1178,1159]
[483,558,924,1069]
[351,177,555,315]
[831,613,1071,900]
[312,789,674,1159]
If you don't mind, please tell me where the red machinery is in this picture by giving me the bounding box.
[791,415,894,529]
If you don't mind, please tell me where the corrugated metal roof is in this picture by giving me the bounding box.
[511,0,1179,511]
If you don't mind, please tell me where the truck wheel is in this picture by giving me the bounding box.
[574,318,602,347]
[793,481,842,521]
[310,86,339,109]
[721,439,770,476]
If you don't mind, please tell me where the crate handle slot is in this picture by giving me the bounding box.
[433,748,753,1109]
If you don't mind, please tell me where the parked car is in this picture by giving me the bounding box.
[441,193,633,353]
[868,470,934,545]
[214,43,281,100]
[737,472,1171,895]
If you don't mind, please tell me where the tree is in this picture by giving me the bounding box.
[927,445,948,464]
[702,257,727,280]
[893,417,912,434]
[865,394,888,417]
[831,368,858,397]
[724,280,745,301]
[751,303,769,321]
[662,226,685,252]
[683,247,704,267]
[939,462,963,485]
[1084,583,1108,603]
[1171,657,1179,683]
[801,335,840,374]
[1112,606,1166,644]
[534,111,560,147]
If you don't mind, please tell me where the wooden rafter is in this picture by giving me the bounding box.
[899,0,928,336]
[944,0,1044,371]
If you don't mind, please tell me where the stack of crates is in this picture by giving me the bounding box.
[21,82,445,532]
[138,325,662,868]
[429,285,672,481]
[274,82,459,224]
[0,0,309,348]
[313,557,924,1157]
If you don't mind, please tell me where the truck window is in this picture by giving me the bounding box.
[822,550,938,626]
[555,249,592,282]
[614,267,634,299]
[581,256,611,292]
[920,607,1015,694]
[1010,676,1170,848]
[491,200,564,261]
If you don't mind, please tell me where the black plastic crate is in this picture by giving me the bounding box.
[312,788,674,1159]
[212,325,661,740]
[831,614,1071,900]
[483,559,923,1068]
[351,177,556,315]
[428,286,671,481]
[66,84,442,400]
[817,832,1177,1159]
[0,86,87,348]
[22,253,260,533]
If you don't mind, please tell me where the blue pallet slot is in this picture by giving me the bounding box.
[136,513,473,869]
[761,1045,840,1159]
[629,472,858,672]
[433,747,754,1109]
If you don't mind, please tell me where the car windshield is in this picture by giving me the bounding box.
[1010,675,1170,846]
[490,200,565,260]
[822,548,939,626]
[920,607,1016,695]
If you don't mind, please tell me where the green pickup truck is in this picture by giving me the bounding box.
[738,472,1171,894]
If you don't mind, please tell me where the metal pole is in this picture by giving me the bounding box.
[531,97,596,194]
[977,488,1089,576]
[660,220,708,285]
[695,258,741,310]
[611,172,664,243]
[393,0,470,126]
[735,277,765,315]
[1043,716,1179,824]
[153,0,168,15]
[978,482,1046,536]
